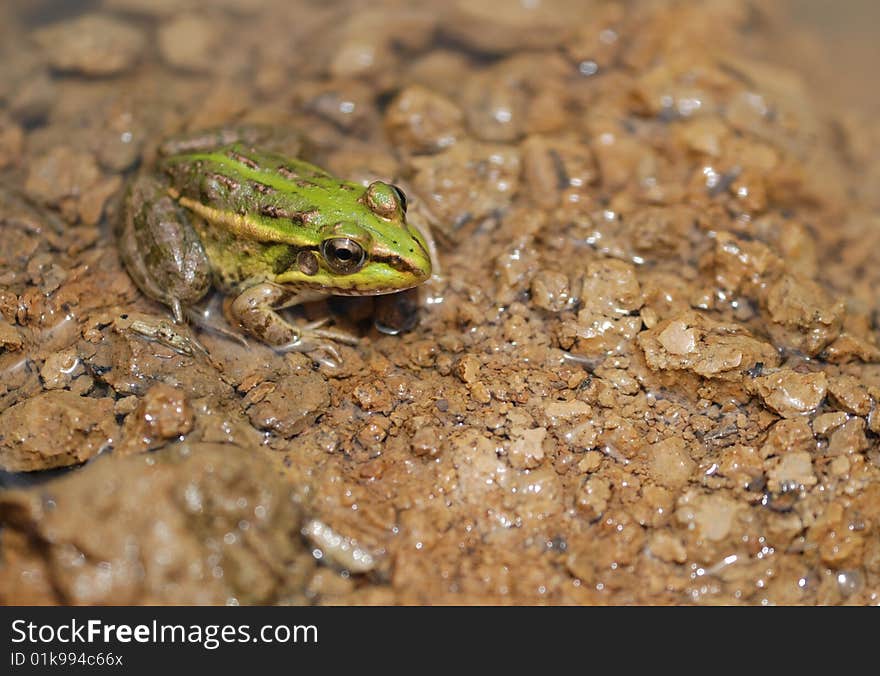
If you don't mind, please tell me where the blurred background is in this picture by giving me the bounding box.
[785,0,879,116]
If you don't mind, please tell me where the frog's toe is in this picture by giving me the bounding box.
[123,314,205,356]
[275,336,342,367]
[310,346,342,369]
[302,321,361,346]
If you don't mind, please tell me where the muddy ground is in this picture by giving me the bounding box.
[1,0,879,605]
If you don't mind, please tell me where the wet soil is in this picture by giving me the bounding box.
[1,0,879,605]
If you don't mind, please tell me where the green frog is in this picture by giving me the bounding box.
[117,126,432,362]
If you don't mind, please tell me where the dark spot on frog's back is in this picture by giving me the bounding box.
[277,166,299,181]
[291,209,319,226]
[261,204,290,219]
[226,150,259,170]
[213,173,240,191]
[200,172,240,201]
[252,181,275,195]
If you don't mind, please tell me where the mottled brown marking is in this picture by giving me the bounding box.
[278,166,299,181]
[226,150,259,169]
[261,205,290,219]
[372,253,419,275]
[212,173,240,191]
[252,181,275,195]
[292,209,319,226]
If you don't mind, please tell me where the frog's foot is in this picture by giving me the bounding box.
[277,334,341,368]
[231,283,359,365]
[117,312,206,357]
[276,318,368,366]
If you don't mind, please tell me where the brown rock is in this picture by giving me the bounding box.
[0,116,23,169]
[638,311,779,381]
[157,13,221,72]
[0,391,117,472]
[827,418,869,456]
[621,206,698,261]
[761,418,815,458]
[40,348,83,390]
[648,531,688,564]
[461,57,542,142]
[763,275,844,356]
[565,260,643,358]
[643,437,695,489]
[530,270,572,313]
[751,369,827,418]
[811,411,848,437]
[454,354,481,384]
[870,405,880,435]
[544,399,592,426]
[78,174,122,226]
[328,8,435,79]
[24,146,101,209]
[384,85,464,154]
[0,319,22,352]
[827,375,873,416]
[118,383,194,456]
[711,231,781,295]
[33,15,145,76]
[676,492,741,543]
[445,0,585,53]
[822,332,880,364]
[808,502,865,570]
[521,134,596,210]
[575,475,611,521]
[410,425,445,458]
[766,451,816,492]
[246,371,330,438]
[507,426,548,470]
[408,140,520,236]
[717,445,763,487]
[0,444,314,604]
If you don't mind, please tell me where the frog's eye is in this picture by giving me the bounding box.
[390,184,407,213]
[365,181,406,218]
[321,237,366,274]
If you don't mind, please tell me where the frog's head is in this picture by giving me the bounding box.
[276,181,432,295]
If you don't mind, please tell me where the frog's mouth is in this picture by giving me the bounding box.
[274,261,430,296]
[276,258,429,295]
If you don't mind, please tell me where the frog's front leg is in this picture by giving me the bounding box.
[230,283,359,362]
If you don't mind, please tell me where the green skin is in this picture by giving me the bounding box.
[118,126,432,357]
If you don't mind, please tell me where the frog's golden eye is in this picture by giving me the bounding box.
[321,237,366,274]
[390,184,407,213]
